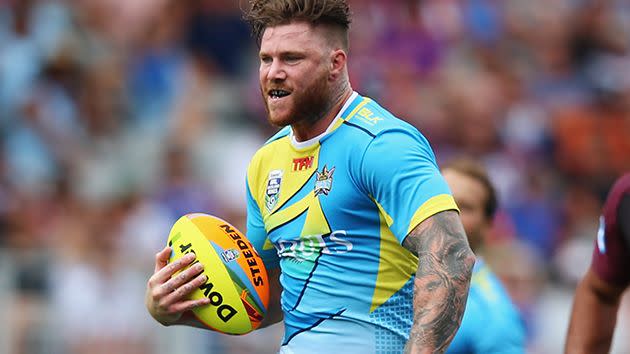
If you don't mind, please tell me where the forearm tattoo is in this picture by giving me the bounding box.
[402,210,475,353]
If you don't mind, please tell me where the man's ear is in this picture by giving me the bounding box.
[329,49,347,81]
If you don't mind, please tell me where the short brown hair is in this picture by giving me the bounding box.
[244,0,351,48]
[442,157,498,221]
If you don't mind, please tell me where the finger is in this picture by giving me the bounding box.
[152,252,197,285]
[156,261,205,298]
[154,246,172,273]
[161,272,208,307]
[168,297,211,314]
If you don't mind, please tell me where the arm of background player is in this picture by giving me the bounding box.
[258,267,284,328]
[564,268,626,354]
[402,210,475,354]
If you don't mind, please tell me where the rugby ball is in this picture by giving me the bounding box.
[167,213,269,334]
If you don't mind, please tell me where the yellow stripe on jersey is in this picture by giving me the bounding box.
[248,136,321,217]
[263,191,332,237]
[406,194,459,235]
[302,196,331,236]
[264,192,314,232]
[262,238,274,251]
[343,97,372,122]
[329,115,346,132]
[370,195,458,312]
[370,211,417,313]
[373,199,394,228]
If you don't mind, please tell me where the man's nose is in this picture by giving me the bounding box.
[266,60,287,81]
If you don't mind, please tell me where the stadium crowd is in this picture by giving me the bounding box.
[0,0,629,353]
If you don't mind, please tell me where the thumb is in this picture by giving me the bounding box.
[154,246,172,273]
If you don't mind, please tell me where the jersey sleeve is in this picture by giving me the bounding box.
[591,174,630,286]
[246,178,280,269]
[359,128,458,243]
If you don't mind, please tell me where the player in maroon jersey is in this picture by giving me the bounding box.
[565,173,630,354]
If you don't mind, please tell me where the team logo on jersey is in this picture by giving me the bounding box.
[221,249,240,263]
[265,169,283,211]
[314,165,335,196]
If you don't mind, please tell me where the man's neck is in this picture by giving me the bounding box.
[291,86,353,142]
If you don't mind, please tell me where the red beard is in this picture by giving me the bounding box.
[261,71,332,128]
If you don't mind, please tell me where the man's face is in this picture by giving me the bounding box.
[443,169,490,251]
[258,22,333,127]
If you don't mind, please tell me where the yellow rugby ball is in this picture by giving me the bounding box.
[167,213,269,335]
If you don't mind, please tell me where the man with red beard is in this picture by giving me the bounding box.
[145,1,475,353]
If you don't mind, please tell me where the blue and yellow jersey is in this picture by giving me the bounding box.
[447,259,526,354]
[245,92,458,353]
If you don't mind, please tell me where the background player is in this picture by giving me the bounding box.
[145,1,475,353]
[565,173,630,354]
[441,158,526,353]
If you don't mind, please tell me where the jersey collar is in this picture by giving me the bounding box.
[290,91,359,149]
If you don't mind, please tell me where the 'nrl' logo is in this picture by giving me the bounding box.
[265,169,283,211]
[314,165,335,196]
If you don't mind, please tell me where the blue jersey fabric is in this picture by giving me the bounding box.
[447,259,526,354]
[245,92,459,353]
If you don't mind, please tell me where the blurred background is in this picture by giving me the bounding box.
[0,0,629,353]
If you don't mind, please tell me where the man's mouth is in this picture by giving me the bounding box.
[268,89,291,99]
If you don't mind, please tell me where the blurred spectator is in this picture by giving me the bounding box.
[50,201,154,354]
[185,0,252,78]
[154,146,218,221]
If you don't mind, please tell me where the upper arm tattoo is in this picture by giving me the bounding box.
[402,210,475,353]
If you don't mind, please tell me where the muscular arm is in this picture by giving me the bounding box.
[402,210,476,353]
[565,268,627,354]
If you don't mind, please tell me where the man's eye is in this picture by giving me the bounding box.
[261,57,272,64]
